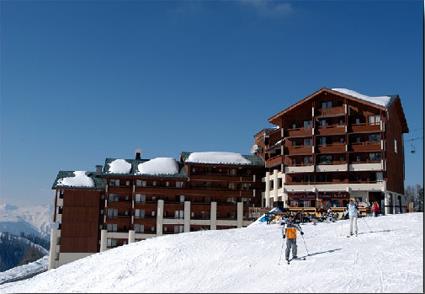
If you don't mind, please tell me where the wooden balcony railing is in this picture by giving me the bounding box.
[316,106,345,117]
[350,123,380,133]
[286,127,312,137]
[317,124,346,136]
[316,143,346,153]
[349,141,381,152]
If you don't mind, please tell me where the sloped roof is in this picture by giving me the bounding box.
[180,151,264,166]
[268,88,408,133]
[52,171,106,190]
[103,158,186,178]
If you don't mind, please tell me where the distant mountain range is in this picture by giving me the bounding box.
[0,202,52,239]
[0,202,52,274]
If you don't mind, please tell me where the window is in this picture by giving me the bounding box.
[135,194,146,203]
[339,137,344,144]
[242,183,251,190]
[376,172,384,182]
[303,120,312,128]
[321,101,332,109]
[230,169,237,176]
[339,155,345,162]
[176,181,183,188]
[368,134,381,142]
[107,238,117,247]
[109,179,120,187]
[134,209,145,219]
[304,156,312,165]
[355,118,361,124]
[151,226,155,232]
[136,180,142,187]
[355,137,361,143]
[318,155,332,164]
[179,195,185,203]
[319,119,327,127]
[174,225,184,233]
[151,210,156,217]
[152,181,157,187]
[108,194,120,202]
[108,208,118,218]
[175,210,184,219]
[228,183,237,190]
[369,153,381,161]
[338,119,344,125]
[356,155,361,162]
[125,180,130,186]
[292,123,297,129]
[368,115,381,125]
[319,137,327,146]
[304,138,312,146]
[134,224,144,233]
[166,181,170,187]
[107,224,117,232]
[394,139,398,154]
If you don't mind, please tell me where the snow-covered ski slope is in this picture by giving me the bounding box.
[0,213,422,293]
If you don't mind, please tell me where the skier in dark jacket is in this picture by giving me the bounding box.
[282,215,304,262]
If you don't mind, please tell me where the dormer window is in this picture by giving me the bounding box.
[321,101,332,109]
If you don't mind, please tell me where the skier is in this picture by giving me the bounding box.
[347,198,359,236]
[282,215,304,263]
[326,207,335,222]
[371,201,380,217]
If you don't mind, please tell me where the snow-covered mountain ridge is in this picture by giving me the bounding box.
[0,213,422,293]
[0,202,52,239]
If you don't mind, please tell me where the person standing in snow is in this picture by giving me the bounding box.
[371,201,380,217]
[347,198,359,236]
[282,215,304,261]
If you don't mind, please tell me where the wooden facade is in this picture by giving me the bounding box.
[255,88,409,215]
[49,152,264,268]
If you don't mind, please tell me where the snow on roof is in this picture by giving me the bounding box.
[137,157,179,175]
[331,88,391,107]
[57,171,94,187]
[108,159,132,174]
[186,152,251,165]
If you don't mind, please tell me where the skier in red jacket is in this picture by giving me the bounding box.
[371,201,380,217]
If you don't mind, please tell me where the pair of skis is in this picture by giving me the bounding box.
[287,256,306,265]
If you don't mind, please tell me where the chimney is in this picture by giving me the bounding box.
[96,165,103,174]
[135,148,142,160]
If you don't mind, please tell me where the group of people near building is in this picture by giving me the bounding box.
[278,198,382,263]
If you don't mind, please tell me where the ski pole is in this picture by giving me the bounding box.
[278,238,285,265]
[361,216,373,232]
[301,234,310,256]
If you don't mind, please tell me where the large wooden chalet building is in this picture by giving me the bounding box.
[49,151,265,269]
[253,88,409,215]
[48,87,410,270]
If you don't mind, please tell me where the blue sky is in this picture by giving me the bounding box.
[0,0,422,206]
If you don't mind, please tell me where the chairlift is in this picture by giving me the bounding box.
[410,140,416,154]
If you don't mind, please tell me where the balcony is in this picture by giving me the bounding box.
[316,106,345,117]
[315,162,348,172]
[286,127,312,138]
[350,142,381,152]
[286,145,313,156]
[284,180,385,193]
[349,160,383,171]
[266,155,284,168]
[285,164,314,174]
[316,143,346,153]
[349,123,380,133]
[317,125,346,136]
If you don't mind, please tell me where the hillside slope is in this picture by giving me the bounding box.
[0,213,422,293]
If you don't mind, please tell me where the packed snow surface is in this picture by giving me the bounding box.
[108,159,132,174]
[1,213,422,293]
[186,152,251,165]
[331,88,391,107]
[137,157,179,175]
[56,171,94,188]
[0,256,48,285]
